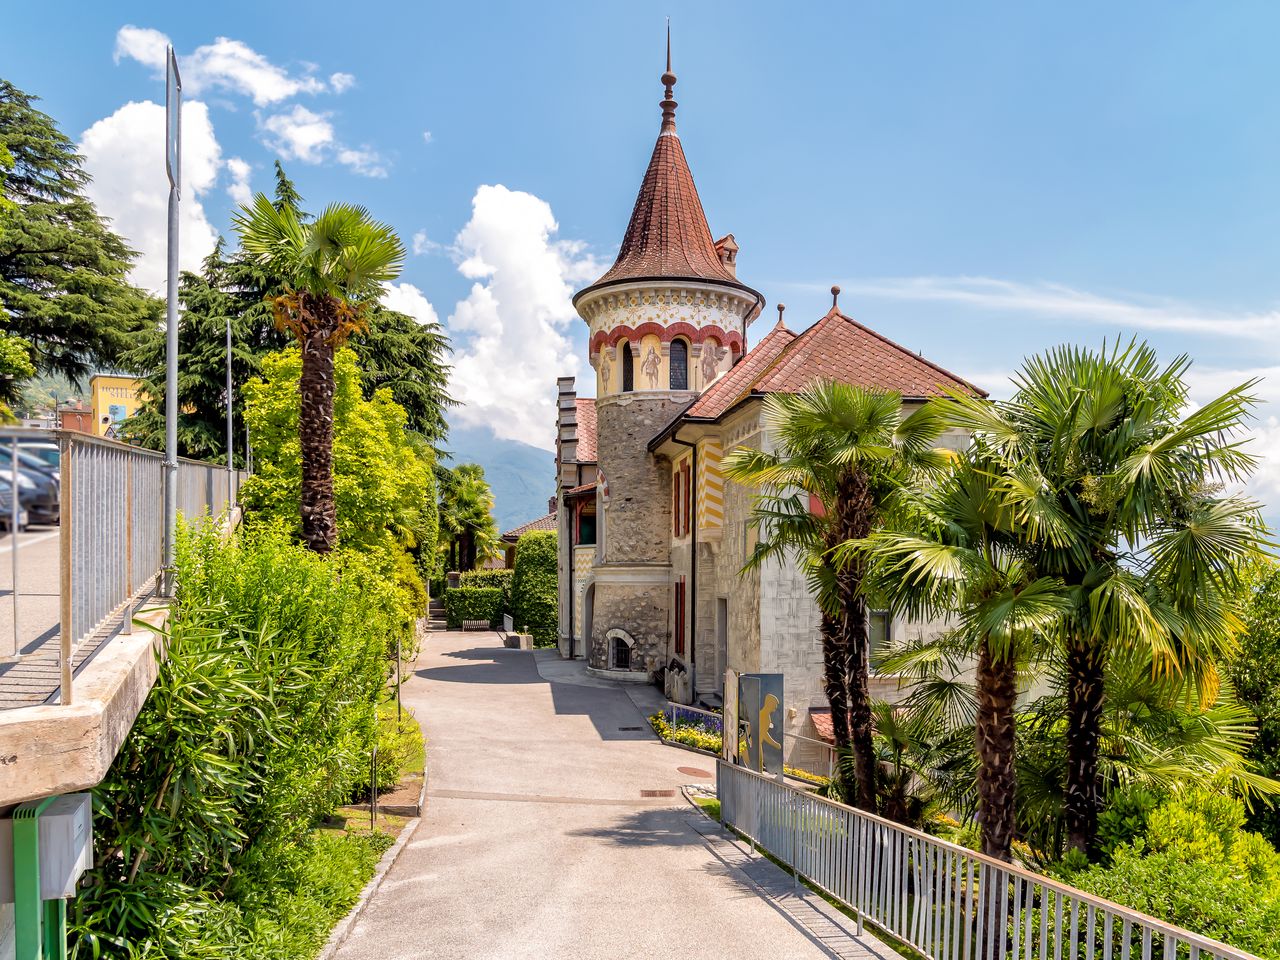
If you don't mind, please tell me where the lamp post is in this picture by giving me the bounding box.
[226,316,233,506]
[162,45,181,595]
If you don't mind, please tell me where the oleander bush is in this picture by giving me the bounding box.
[69,521,399,958]
[510,531,557,646]
[443,586,504,628]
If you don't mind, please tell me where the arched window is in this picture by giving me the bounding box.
[669,339,688,390]
[621,342,634,392]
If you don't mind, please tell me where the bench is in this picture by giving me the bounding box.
[461,619,492,631]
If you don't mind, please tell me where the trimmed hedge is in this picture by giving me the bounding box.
[460,568,514,616]
[511,530,557,646]
[444,586,504,628]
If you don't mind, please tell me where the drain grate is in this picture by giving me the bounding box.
[640,789,676,798]
[618,726,644,731]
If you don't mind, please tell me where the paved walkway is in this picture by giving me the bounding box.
[331,630,897,960]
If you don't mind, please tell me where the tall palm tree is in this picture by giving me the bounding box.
[856,452,1069,859]
[723,381,947,811]
[234,195,405,552]
[438,463,500,571]
[944,340,1265,856]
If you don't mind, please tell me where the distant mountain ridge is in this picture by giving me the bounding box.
[443,424,556,534]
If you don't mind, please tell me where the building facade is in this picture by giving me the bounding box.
[554,57,981,756]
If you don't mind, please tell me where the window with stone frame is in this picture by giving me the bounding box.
[621,342,634,392]
[669,338,688,390]
[674,577,686,655]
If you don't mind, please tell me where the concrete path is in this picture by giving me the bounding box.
[332,630,897,960]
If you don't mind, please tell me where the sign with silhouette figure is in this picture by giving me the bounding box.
[738,673,783,777]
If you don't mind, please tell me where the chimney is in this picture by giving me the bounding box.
[556,377,578,490]
[713,234,738,278]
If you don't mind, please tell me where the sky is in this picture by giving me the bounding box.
[5,2,1280,514]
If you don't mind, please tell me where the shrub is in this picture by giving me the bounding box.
[1056,789,1280,959]
[444,586,504,628]
[460,568,514,615]
[1229,558,1280,845]
[70,521,397,956]
[510,530,557,646]
[350,702,426,795]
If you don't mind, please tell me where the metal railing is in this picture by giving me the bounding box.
[665,701,724,734]
[784,731,839,781]
[717,760,1258,960]
[0,429,245,705]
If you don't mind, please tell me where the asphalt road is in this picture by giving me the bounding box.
[331,631,894,960]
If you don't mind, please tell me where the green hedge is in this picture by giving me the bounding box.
[511,530,557,646]
[459,568,514,615]
[444,586,504,628]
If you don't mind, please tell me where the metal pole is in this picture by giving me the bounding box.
[162,46,181,596]
[10,437,19,659]
[226,316,233,508]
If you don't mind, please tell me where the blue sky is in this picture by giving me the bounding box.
[6,2,1280,511]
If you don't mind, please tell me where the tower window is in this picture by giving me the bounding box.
[669,339,688,390]
[621,342,634,392]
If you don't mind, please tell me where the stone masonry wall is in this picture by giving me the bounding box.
[595,397,684,564]
[589,581,669,675]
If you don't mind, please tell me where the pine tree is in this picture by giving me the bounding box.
[0,79,158,395]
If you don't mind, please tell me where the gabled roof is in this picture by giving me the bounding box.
[754,306,985,400]
[574,398,597,463]
[501,512,557,543]
[683,321,797,420]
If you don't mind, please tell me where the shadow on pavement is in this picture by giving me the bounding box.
[417,645,542,685]
[566,807,707,847]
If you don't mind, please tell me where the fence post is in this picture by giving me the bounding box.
[58,437,73,705]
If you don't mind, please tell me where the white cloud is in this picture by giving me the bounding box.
[382,282,441,327]
[225,156,252,205]
[422,130,433,144]
[833,276,1280,340]
[259,105,334,162]
[412,229,439,255]
[80,99,221,293]
[336,146,387,178]
[115,26,335,106]
[444,185,602,449]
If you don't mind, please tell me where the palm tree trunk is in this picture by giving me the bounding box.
[297,302,338,553]
[835,467,877,815]
[819,611,856,799]
[975,636,1018,861]
[1065,638,1105,857]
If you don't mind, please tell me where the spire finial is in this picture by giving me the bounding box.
[660,19,678,133]
[831,285,841,309]
[776,303,786,329]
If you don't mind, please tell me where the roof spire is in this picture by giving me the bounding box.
[660,19,678,134]
[775,303,787,329]
[831,285,841,310]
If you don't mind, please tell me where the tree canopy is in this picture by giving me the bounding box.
[0,79,157,397]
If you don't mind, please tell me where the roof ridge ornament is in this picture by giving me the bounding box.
[660,19,678,134]
[831,285,841,310]
[776,303,786,329]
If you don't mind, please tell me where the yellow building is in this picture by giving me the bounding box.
[90,375,145,437]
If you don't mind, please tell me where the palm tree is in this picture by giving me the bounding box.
[438,463,500,571]
[722,382,947,811]
[856,452,1069,859]
[944,340,1266,856]
[234,195,405,552]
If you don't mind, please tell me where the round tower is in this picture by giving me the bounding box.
[571,39,764,675]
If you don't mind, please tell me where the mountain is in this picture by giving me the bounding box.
[443,424,556,534]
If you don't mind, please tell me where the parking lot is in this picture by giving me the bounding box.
[0,524,66,707]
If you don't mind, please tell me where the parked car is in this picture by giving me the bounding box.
[15,439,58,470]
[0,478,30,532]
[0,455,58,525]
[0,446,59,477]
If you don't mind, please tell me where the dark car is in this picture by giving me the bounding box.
[15,440,59,470]
[0,453,59,525]
[0,477,28,531]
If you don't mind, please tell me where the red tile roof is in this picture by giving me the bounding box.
[563,481,597,498]
[754,307,984,400]
[683,321,797,420]
[574,398,597,463]
[501,511,557,542]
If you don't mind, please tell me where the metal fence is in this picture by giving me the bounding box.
[716,760,1258,960]
[0,429,245,703]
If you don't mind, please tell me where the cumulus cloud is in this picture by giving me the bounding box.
[115,26,334,105]
[225,156,252,205]
[80,99,220,293]
[412,229,439,255]
[832,276,1280,340]
[422,130,433,144]
[336,146,387,178]
[444,185,602,449]
[259,105,334,163]
[382,282,441,327]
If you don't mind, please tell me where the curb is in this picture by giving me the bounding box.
[318,757,429,960]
